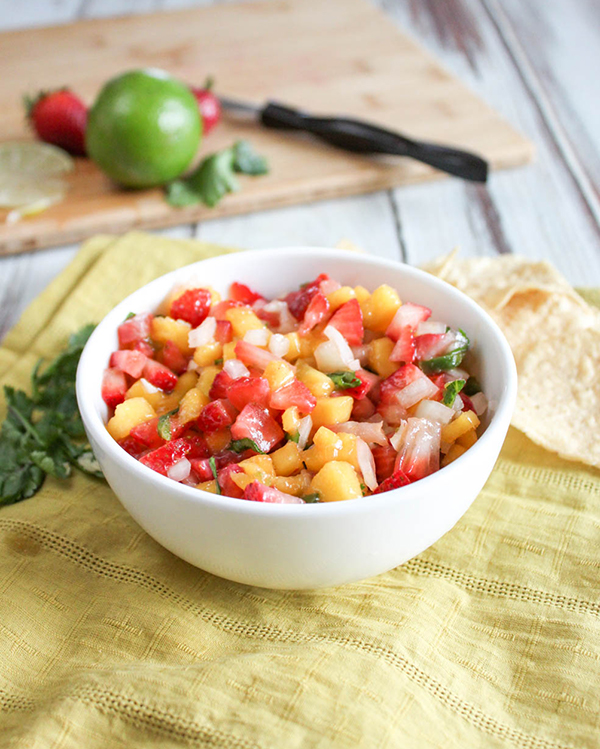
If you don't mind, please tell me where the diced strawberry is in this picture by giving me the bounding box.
[109,349,148,378]
[460,394,475,413]
[351,396,376,420]
[255,305,280,328]
[376,401,407,426]
[214,319,233,344]
[189,458,213,481]
[129,417,164,450]
[197,399,238,433]
[285,273,330,320]
[234,340,281,370]
[139,438,191,476]
[373,468,411,494]
[231,404,284,453]
[227,376,271,410]
[328,299,364,345]
[210,299,243,320]
[378,364,424,404]
[134,340,155,358]
[142,359,178,391]
[101,367,127,409]
[414,333,452,361]
[390,328,415,364]
[429,374,446,390]
[170,288,212,328]
[298,292,330,335]
[395,418,441,481]
[243,481,304,504]
[118,313,153,349]
[270,380,316,413]
[229,282,265,305]
[160,340,188,374]
[386,303,431,342]
[182,431,210,459]
[190,449,242,481]
[218,464,245,498]
[345,368,379,400]
[118,434,147,458]
[372,443,397,483]
[209,370,234,400]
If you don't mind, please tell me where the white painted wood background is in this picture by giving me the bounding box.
[1,0,599,342]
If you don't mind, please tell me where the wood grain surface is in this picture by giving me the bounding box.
[0,0,599,342]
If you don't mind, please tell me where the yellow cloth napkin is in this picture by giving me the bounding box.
[1,232,599,749]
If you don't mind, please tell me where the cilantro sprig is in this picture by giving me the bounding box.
[166,140,269,208]
[230,438,264,455]
[0,325,103,506]
[442,379,466,407]
[327,371,361,390]
[419,329,470,375]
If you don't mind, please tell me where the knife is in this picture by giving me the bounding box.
[220,96,488,183]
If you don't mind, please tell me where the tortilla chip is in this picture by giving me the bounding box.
[424,253,600,469]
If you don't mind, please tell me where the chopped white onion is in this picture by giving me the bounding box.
[186,360,198,372]
[396,418,441,477]
[390,421,408,451]
[223,358,250,379]
[356,438,378,491]
[452,395,464,412]
[167,458,191,482]
[269,333,290,357]
[324,324,356,367]
[188,317,216,347]
[297,415,312,450]
[394,376,439,409]
[243,327,270,346]
[332,420,388,446]
[416,321,447,336]
[140,377,160,394]
[263,300,296,333]
[446,368,470,381]
[470,392,488,415]
[314,340,349,373]
[414,399,455,425]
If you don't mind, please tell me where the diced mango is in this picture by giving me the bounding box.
[282,407,301,435]
[368,337,400,378]
[231,472,255,491]
[457,429,478,449]
[302,427,359,472]
[299,331,325,358]
[174,371,198,396]
[125,380,180,415]
[283,332,302,362]
[222,341,237,361]
[193,341,223,368]
[178,387,209,423]
[263,359,295,391]
[271,441,303,476]
[206,286,221,306]
[197,479,218,494]
[310,461,363,502]
[441,443,467,467]
[311,396,354,432]
[362,284,402,332]
[225,307,265,338]
[197,366,220,397]
[239,454,275,477]
[205,429,231,453]
[296,361,334,397]
[441,411,480,444]
[326,286,356,312]
[151,316,192,355]
[107,397,156,441]
[273,471,312,497]
[353,286,370,306]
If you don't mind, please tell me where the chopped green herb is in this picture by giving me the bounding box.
[419,330,470,375]
[327,371,362,390]
[124,311,136,321]
[230,438,264,454]
[360,482,368,496]
[157,409,178,441]
[214,358,224,365]
[442,379,466,407]
[302,492,321,504]
[166,140,269,208]
[287,431,300,444]
[208,456,221,495]
[464,376,482,396]
[1,324,103,507]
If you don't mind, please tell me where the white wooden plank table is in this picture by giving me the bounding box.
[1,0,599,343]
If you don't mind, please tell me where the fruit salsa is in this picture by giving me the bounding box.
[102,275,488,504]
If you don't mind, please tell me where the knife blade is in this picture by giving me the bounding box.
[219,95,488,183]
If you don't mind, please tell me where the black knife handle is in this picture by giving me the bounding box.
[261,102,488,183]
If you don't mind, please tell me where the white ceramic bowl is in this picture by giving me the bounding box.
[77,247,517,589]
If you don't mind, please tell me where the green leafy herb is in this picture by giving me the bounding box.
[214,358,224,366]
[166,140,269,208]
[327,371,362,390]
[287,431,300,444]
[442,379,466,407]
[230,438,264,455]
[208,456,221,494]
[124,312,136,321]
[302,492,321,504]
[464,376,482,396]
[360,482,368,496]
[419,330,470,375]
[157,409,178,441]
[0,324,103,507]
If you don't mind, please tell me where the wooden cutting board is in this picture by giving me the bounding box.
[0,0,533,257]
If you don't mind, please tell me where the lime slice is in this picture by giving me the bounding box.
[0,141,74,210]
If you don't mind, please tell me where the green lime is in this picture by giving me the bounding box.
[86,69,202,188]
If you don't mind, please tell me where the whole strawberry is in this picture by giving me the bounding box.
[25,89,87,156]
[190,77,221,135]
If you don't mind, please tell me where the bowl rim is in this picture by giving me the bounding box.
[77,246,517,517]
